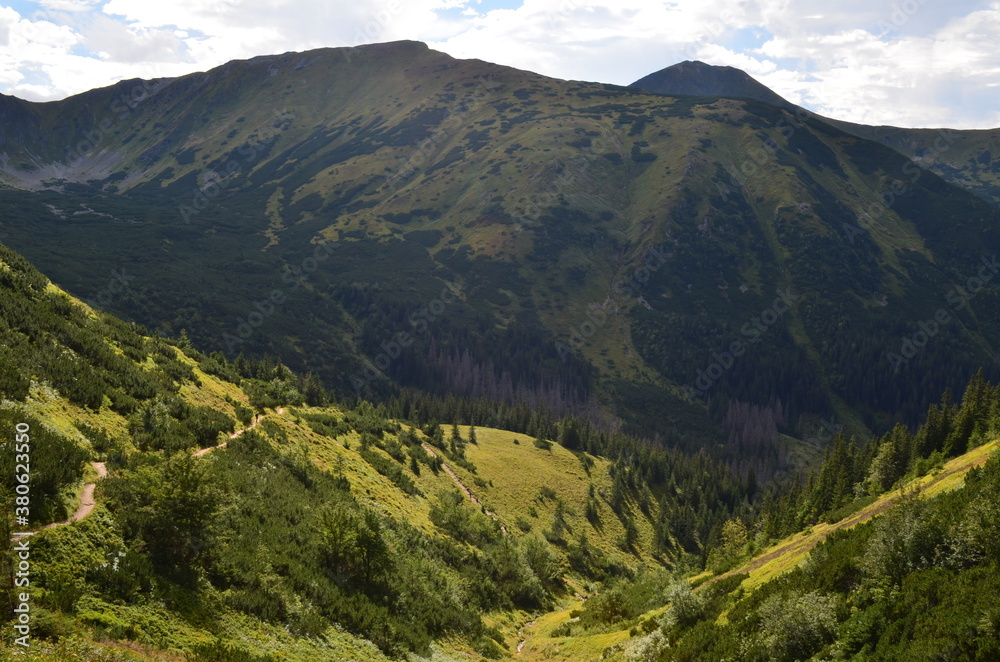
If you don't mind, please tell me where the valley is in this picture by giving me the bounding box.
[0,42,998,464]
[0,39,998,662]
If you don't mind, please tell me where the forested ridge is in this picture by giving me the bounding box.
[1,229,999,660]
[0,237,741,659]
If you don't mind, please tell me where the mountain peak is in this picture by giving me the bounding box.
[630,60,792,108]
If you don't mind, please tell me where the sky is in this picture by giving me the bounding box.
[0,0,998,129]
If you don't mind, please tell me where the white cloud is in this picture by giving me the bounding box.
[82,16,187,63]
[37,0,101,12]
[735,3,1000,128]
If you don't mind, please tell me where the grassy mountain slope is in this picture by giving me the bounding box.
[3,230,1000,661]
[1,237,678,661]
[0,239,394,659]
[514,435,1000,662]
[823,120,1000,205]
[630,59,1000,206]
[1,42,999,473]
[716,437,999,591]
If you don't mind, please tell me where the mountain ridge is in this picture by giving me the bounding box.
[629,58,1000,206]
[1,44,1000,661]
[0,41,998,470]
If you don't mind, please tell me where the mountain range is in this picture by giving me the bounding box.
[2,40,1000,662]
[1,40,999,472]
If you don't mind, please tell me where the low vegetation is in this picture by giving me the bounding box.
[1,226,999,661]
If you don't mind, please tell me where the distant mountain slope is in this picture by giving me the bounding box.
[630,59,794,108]
[629,61,1000,210]
[822,120,1000,205]
[630,60,1000,207]
[0,42,999,467]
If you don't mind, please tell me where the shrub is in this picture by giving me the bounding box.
[759,590,838,662]
[662,579,707,632]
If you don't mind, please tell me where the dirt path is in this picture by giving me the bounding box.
[55,461,108,525]
[16,407,286,539]
[422,442,508,534]
[710,493,897,586]
[13,461,107,539]
[193,406,284,457]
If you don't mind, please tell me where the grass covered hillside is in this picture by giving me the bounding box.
[1,208,999,661]
[2,42,1000,662]
[630,59,1000,208]
[0,42,998,475]
[505,377,1000,662]
[0,237,751,660]
[824,121,1000,207]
